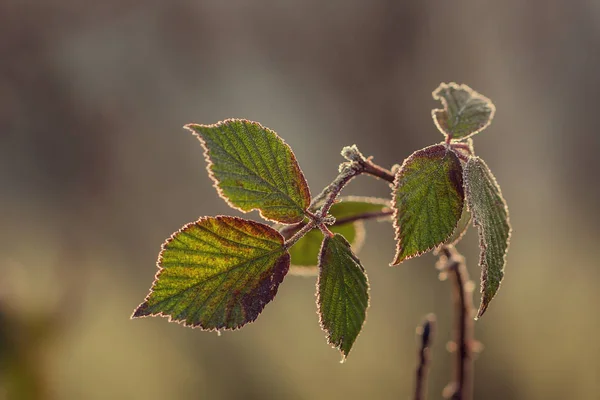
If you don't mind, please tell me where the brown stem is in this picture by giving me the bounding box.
[438,245,475,400]
[414,314,436,400]
[282,144,394,247]
[280,209,393,243]
[358,157,396,183]
[450,142,473,154]
[283,221,317,249]
[332,209,393,226]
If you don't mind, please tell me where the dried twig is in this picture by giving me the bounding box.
[437,245,476,400]
[414,314,436,400]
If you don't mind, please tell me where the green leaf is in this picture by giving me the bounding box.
[287,197,390,275]
[464,157,511,318]
[132,216,290,330]
[185,119,311,224]
[288,223,358,275]
[432,83,495,140]
[392,144,465,264]
[328,196,391,220]
[444,203,471,246]
[317,234,369,360]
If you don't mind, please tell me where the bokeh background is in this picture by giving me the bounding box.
[1,1,599,399]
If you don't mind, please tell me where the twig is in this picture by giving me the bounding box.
[331,209,393,226]
[414,314,436,400]
[437,245,475,400]
[281,145,395,246]
[283,220,317,249]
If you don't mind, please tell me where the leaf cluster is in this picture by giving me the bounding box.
[133,83,511,358]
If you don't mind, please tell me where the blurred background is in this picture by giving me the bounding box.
[1,1,599,399]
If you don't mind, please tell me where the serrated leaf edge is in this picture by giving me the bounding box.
[289,221,366,276]
[131,215,290,331]
[464,157,512,318]
[391,144,464,265]
[316,235,370,361]
[185,119,311,224]
[431,82,496,140]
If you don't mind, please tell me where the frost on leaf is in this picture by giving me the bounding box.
[317,234,369,360]
[464,157,511,318]
[185,119,311,224]
[432,83,495,140]
[392,144,465,264]
[132,216,290,330]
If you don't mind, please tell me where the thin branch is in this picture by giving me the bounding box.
[414,314,436,400]
[437,245,475,400]
[312,162,364,218]
[283,221,317,249]
[332,209,393,226]
[309,145,394,212]
[282,144,394,246]
[279,209,392,243]
[450,142,473,154]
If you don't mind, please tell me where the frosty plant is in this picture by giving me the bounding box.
[132,83,511,364]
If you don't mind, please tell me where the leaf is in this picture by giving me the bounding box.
[328,196,391,220]
[132,216,290,330]
[288,223,358,275]
[317,234,369,360]
[185,119,311,224]
[432,83,496,140]
[444,203,471,246]
[464,157,511,318]
[392,144,464,264]
[287,197,390,275]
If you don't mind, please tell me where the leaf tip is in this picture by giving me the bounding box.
[131,301,150,319]
[475,303,488,319]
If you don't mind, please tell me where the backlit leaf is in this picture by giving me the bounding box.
[288,224,358,275]
[186,119,311,224]
[287,197,390,275]
[317,234,369,360]
[432,83,495,140]
[327,196,391,220]
[464,157,511,318]
[392,144,464,264]
[444,203,471,246]
[132,216,290,330]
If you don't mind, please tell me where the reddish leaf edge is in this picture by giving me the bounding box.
[131,215,290,332]
[184,119,312,225]
[391,144,465,265]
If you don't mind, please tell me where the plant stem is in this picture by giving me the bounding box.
[358,157,396,183]
[309,145,394,212]
[282,144,394,246]
[283,220,317,249]
[414,314,436,400]
[332,209,393,226]
[280,209,393,243]
[450,143,473,154]
[438,245,475,400]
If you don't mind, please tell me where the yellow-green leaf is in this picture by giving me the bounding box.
[392,144,465,264]
[464,157,511,318]
[317,234,369,360]
[132,216,290,330]
[186,119,311,224]
[432,83,495,140]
